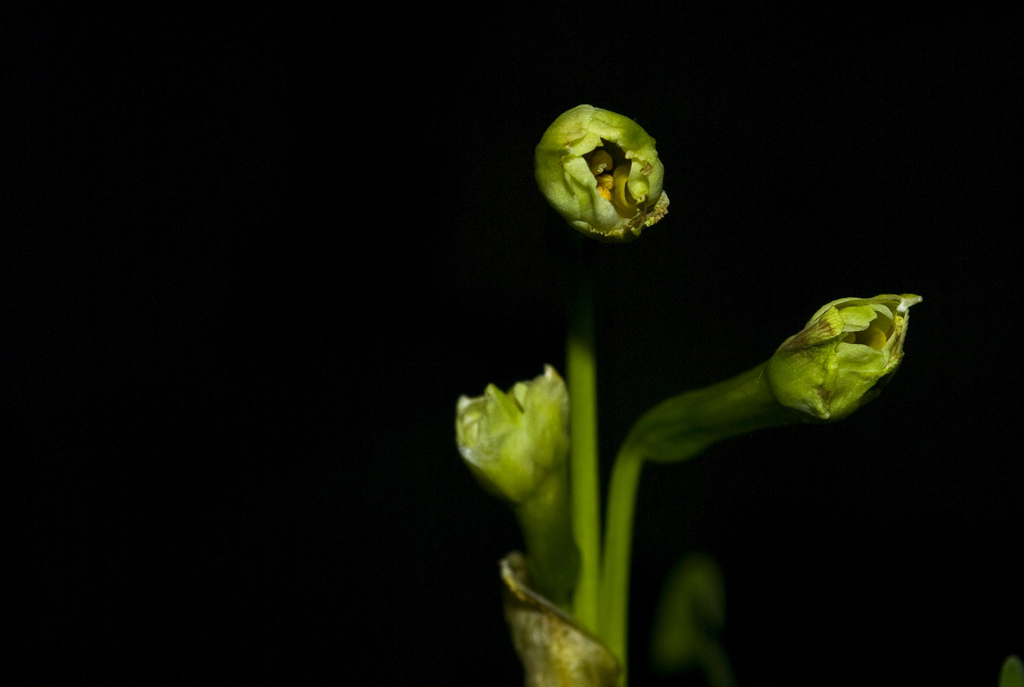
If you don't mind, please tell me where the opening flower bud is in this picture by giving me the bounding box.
[535,105,668,242]
[765,294,923,421]
[455,365,570,504]
[456,367,579,605]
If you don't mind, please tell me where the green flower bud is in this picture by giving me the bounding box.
[455,365,570,504]
[456,366,579,605]
[765,294,923,421]
[535,105,668,242]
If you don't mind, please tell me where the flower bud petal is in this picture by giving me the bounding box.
[765,294,922,420]
[535,105,668,242]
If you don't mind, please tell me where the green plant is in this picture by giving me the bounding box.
[454,104,923,686]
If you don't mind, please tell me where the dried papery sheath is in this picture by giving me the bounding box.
[501,552,620,687]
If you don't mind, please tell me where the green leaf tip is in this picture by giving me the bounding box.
[765,294,923,421]
[650,553,726,674]
[1001,655,1024,687]
[535,105,668,243]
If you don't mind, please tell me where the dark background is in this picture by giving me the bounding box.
[8,5,1021,684]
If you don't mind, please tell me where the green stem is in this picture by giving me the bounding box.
[568,241,601,633]
[600,362,803,685]
[598,444,643,683]
[515,470,579,610]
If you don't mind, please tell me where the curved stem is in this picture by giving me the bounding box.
[626,363,796,465]
[600,362,803,685]
[567,241,601,633]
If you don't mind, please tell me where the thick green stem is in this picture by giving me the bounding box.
[568,241,601,633]
[515,470,579,610]
[600,362,804,685]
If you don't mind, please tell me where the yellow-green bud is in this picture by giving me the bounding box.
[456,366,579,605]
[765,294,923,421]
[455,365,570,504]
[535,105,668,242]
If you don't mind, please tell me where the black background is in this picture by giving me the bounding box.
[8,5,1021,685]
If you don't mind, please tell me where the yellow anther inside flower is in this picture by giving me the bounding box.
[857,324,888,350]
[844,324,888,350]
[588,150,614,176]
[611,163,636,212]
[581,141,649,219]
